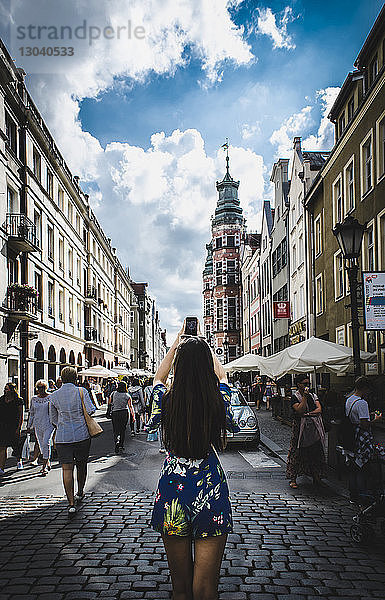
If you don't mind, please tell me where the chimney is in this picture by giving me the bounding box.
[293,137,301,151]
[73,175,80,185]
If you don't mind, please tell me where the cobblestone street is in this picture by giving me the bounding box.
[1,488,385,600]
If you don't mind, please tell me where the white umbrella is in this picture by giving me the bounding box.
[254,336,376,380]
[78,365,118,378]
[224,353,263,374]
[111,366,130,376]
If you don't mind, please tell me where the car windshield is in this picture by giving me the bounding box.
[230,390,247,406]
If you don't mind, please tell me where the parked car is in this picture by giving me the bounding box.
[226,387,260,447]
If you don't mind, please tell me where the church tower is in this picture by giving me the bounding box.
[202,151,245,363]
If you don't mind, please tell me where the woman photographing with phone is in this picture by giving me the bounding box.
[146,318,239,600]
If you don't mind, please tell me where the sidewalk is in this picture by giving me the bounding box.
[256,409,350,498]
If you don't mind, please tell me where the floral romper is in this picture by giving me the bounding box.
[147,383,240,538]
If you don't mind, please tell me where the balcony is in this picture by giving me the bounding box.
[5,214,40,254]
[85,286,97,304]
[85,326,98,342]
[6,284,38,321]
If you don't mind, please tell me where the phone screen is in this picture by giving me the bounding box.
[185,317,198,336]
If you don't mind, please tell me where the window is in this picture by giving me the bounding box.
[59,237,64,270]
[228,346,237,359]
[34,210,42,245]
[369,54,378,86]
[76,213,81,234]
[68,248,73,279]
[377,115,385,180]
[58,187,64,211]
[345,160,355,212]
[336,326,345,345]
[361,133,373,196]
[281,239,287,267]
[216,299,223,331]
[47,224,54,260]
[46,170,53,198]
[298,235,303,266]
[333,177,343,224]
[35,271,43,310]
[216,261,222,286]
[299,285,305,317]
[228,297,236,330]
[334,252,345,299]
[7,187,16,214]
[292,244,297,272]
[315,214,322,257]
[227,260,236,284]
[33,147,41,181]
[215,237,222,249]
[293,292,297,321]
[68,297,73,326]
[77,258,81,286]
[226,235,235,247]
[68,201,73,224]
[59,288,64,321]
[379,212,385,270]
[348,97,354,122]
[365,224,375,271]
[316,274,324,315]
[5,112,17,154]
[339,113,345,137]
[48,280,54,316]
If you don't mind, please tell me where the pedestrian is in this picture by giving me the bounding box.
[56,376,63,389]
[47,379,56,393]
[49,366,96,517]
[344,376,382,503]
[144,377,154,422]
[0,383,24,476]
[128,378,145,434]
[252,376,263,410]
[286,374,326,489]
[108,381,135,453]
[27,380,54,476]
[263,379,273,410]
[146,321,240,600]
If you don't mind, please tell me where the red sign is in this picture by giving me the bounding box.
[273,301,290,319]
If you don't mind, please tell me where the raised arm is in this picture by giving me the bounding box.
[153,322,184,386]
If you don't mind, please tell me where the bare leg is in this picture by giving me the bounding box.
[193,535,227,600]
[62,463,75,506]
[161,535,193,600]
[76,461,87,496]
[0,447,6,470]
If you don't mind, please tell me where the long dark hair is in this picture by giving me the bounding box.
[161,337,226,459]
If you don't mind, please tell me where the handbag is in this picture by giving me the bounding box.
[79,388,103,438]
[147,431,158,442]
[21,434,31,459]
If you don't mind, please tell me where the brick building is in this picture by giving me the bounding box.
[203,155,245,363]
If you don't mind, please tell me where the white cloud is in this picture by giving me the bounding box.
[302,87,340,151]
[241,122,261,140]
[255,6,296,50]
[269,105,313,157]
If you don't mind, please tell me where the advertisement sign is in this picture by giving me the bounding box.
[363,272,385,330]
[273,301,290,319]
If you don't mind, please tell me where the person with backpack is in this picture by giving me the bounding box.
[128,378,145,434]
[344,376,382,502]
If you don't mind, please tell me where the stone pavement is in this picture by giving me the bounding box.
[1,490,385,599]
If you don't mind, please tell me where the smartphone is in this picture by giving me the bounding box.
[184,317,198,336]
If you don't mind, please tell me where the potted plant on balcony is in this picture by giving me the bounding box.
[9,283,38,297]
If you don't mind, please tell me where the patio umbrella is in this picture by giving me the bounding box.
[254,336,376,380]
[224,353,264,374]
[78,365,118,378]
[111,366,131,376]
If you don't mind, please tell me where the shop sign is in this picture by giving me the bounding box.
[273,301,290,319]
[289,319,306,337]
[363,272,385,330]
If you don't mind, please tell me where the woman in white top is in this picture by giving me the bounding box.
[27,380,54,476]
[109,381,135,453]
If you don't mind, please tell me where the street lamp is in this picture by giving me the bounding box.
[333,215,366,376]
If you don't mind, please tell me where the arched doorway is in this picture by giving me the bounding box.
[107,361,110,370]
[103,359,106,367]
[77,353,82,367]
[93,357,98,366]
[48,346,56,382]
[34,342,44,384]
[59,348,66,373]
[69,350,75,365]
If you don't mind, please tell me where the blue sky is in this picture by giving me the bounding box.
[0,0,383,341]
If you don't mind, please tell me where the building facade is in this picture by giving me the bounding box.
[203,155,245,363]
[260,201,274,356]
[305,5,385,376]
[270,159,290,353]
[240,233,261,354]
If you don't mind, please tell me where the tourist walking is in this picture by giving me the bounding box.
[108,381,135,453]
[344,376,382,502]
[146,320,240,600]
[27,380,54,476]
[47,380,56,393]
[49,367,96,517]
[129,378,145,433]
[0,383,24,476]
[286,374,326,489]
